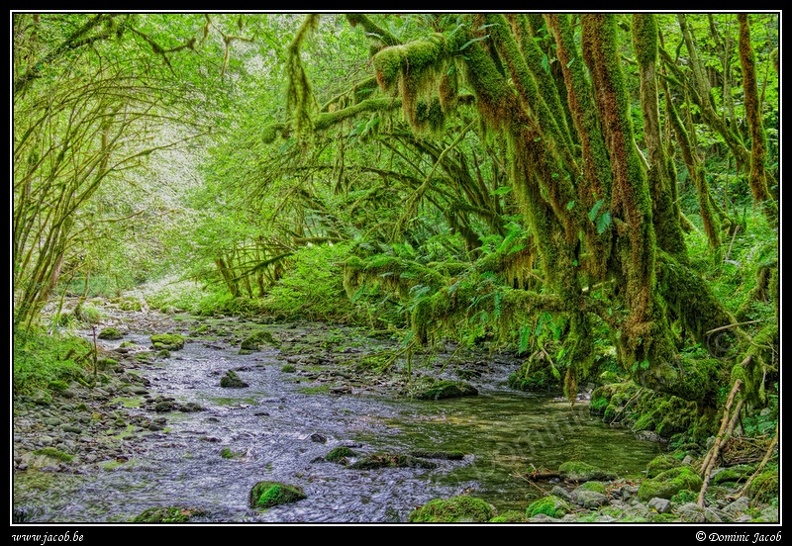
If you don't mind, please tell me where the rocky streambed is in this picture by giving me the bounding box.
[12,301,779,523]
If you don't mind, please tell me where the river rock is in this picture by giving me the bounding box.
[648,497,672,513]
[677,502,705,522]
[408,495,495,522]
[413,380,478,400]
[150,333,185,351]
[249,481,307,509]
[220,370,248,388]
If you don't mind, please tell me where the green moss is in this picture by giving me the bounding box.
[526,495,570,518]
[646,454,682,478]
[747,468,778,503]
[97,327,123,340]
[559,461,615,482]
[579,481,607,494]
[638,466,703,502]
[712,465,754,485]
[413,380,478,400]
[249,481,307,509]
[281,364,297,373]
[670,489,697,504]
[150,333,185,351]
[408,496,495,523]
[325,446,358,462]
[240,330,279,351]
[297,385,330,395]
[589,394,609,414]
[220,447,244,459]
[33,447,73,462]
[349,452,437,470]
[131,506,207,523]
[489,510,528,522]
[220,370,248,388]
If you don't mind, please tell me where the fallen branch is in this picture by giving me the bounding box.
[738,423,778,500]
[698,379,744,508]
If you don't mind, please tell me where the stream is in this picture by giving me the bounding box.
[13,312,663,523]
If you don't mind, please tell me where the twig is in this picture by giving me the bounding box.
[699,379,744,508]
[705,320,762,336]
[724,224,740,262]
[738,424,778,499]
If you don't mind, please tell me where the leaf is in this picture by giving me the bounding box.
[566,200,575,210]
[518,325,531,355]
[459,35,490,51]
[541,54,550,73]
[588,199,604,222]
[566,57,576,68]
[492,185,512,196]
[596,211,611,234]
[493,291,502,319]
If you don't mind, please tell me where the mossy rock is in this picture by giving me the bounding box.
[220,370,248,388]
[559,461,615,482]
[325,446,359,463]
[220,447,244,459]
[348,452,437,470]
[281,364,297,373]
[249,481,307,509]
[489,510,528,522]
[670,489,698,504]
[33,447,73,462]
[507,362,562,392]
[526,495,570,518]
[646,454,682,478]
[711,464,755,485]
[746,468,778,503]
[131,506,207,523]
[98,327,123,340]
[578,481,607,494]
[240,330,279,351]
[413,380,478,400]
[638,466,703,502]
[150,333,185,351]
[408,496,495,523]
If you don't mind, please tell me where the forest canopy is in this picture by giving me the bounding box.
[13,12,779,411]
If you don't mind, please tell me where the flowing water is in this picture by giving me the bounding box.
[13,319,663,523]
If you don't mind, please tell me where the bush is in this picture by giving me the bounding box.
[13,330,90,395]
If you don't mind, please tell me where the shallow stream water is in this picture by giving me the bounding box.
[13,319,662,523]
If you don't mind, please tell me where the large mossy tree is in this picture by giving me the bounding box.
[255,13,778,407]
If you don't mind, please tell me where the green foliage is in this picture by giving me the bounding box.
[13,330,90,395]
[262,243,361,321]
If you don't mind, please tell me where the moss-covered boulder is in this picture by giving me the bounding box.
[220,370,248,388]
[249,481,307,510]
[646,454,683,478]
[98,327,123,340]
[413,380,478,400]
[559,461,615,482]
[638,466,703,502]
[489,510,529,522]
[348,452,437,470]
[507,361,562,392]
[526,495,571,518]
[131,506,207,522]
[241,331,279,351]
[325,446,359,463]
[150,333,185,351]
[408,496,495,523]
[746,467,778,503]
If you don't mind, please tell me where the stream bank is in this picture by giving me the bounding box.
[12,300,778,523]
